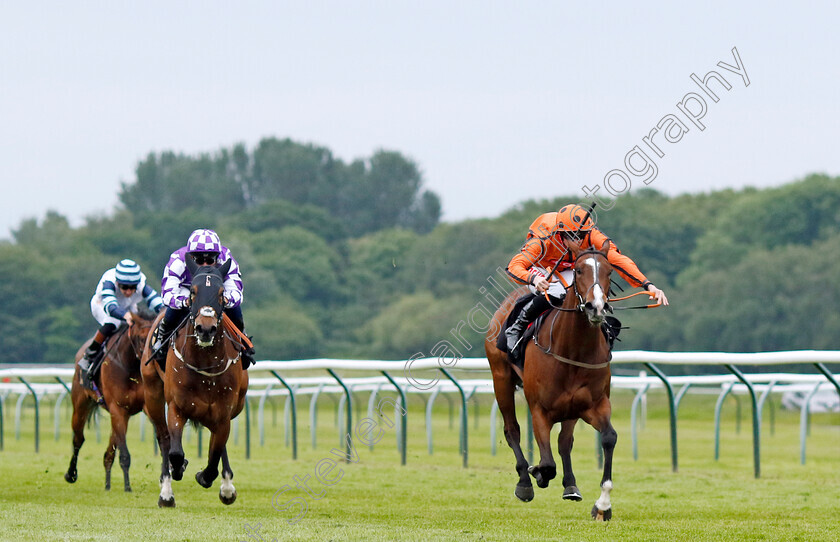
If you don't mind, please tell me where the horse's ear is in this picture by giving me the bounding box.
[599,239,611,256]
[219,257,232,277]
[185,254,199,276]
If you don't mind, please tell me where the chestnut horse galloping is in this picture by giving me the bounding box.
[64,312,155,491]
[486,241,618,521]
[141,258,248,507]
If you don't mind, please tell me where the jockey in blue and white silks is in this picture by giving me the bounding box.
[80,259,164,390]
[152,228,254,368]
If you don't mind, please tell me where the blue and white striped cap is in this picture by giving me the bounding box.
[115,259,142,285]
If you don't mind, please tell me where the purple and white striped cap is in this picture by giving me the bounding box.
[187,229,222,254]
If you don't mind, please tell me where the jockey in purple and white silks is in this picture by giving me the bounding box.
[151,228,255,368]
[79,259,164,390]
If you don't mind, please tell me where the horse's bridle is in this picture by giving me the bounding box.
[175,270,241,377]
[545,248,612,314]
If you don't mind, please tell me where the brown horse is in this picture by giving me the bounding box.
[486,241,617,520]
[64,311,155,491]
[141,258,249,507]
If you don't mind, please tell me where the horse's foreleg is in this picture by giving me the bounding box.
[65,387,92,484]
[166,403,188,482]
[143,380,175,507]
[527,405,556,489]
[492,368,533,502]
[585,400,617,521]
[195,423,226,489]
[218,446,237,505]
[558,419,582,501]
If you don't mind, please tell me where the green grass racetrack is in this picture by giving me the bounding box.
[1,390,838,541]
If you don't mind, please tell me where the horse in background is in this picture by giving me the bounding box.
[486,241,618,520]
[64,311,155,491]
[141,258,249,507]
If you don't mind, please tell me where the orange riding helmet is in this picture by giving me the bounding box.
[555,204,594,232]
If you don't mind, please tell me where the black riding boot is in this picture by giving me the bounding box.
[241,337,256,370]
[505,294,554,352]
[79,345,100,390]
[151,319,173,367]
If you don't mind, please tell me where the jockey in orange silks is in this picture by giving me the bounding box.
[504,204,669,352]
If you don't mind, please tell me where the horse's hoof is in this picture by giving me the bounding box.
[563,486,583,501]
[195,470,214,489]
[514,485,534,502]
[528,467,549,489]
[105,484,111,491]
[158,496,176,508]
[124,486,132,493]
[170,455,188,481]
[591,505,612,521]
[64,471,77,484]
[219,490,237,505]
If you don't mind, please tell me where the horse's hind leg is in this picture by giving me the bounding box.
[491,366,533,502]
[527,405,557,489]
[65,386,92,484]
[218,447,237,505]
[103,430,117,490]
[106,409,132,492]
[144,392,174,507]
[558,419,582,501]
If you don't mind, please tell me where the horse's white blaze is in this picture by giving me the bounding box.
[585,259,606,312]
[594,479,613,511]
[220,472,235,498]
[160,475,173,500]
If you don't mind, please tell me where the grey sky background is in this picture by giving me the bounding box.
[2,2,838,240]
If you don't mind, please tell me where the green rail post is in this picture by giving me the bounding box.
[53,378,72,442]
[800,382,823,464]
[381,371,407,466]
[439,368,468,468]
[271,371,298,460]
[0,390,4,450]
[631,383,651,461]
[644,363,677,472]
[714,382,736,461]
[526,403,533,466]
[328,369,353,463]
[244,398,251,459]
[814,363,840,397]
[725,364,760,478]
[18,377,39,453]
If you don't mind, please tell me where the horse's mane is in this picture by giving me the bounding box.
[134,306,157,321]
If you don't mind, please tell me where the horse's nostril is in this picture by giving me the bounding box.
[209,326,217,335]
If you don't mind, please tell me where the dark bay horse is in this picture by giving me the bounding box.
[486,241,617,520]
[141,258,249,507]
[65,311,155,491]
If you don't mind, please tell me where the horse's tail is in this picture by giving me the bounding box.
[86,406,100,428]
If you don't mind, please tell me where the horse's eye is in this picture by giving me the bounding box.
[576,269,582,275]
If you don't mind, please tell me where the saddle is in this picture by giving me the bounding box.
[88,325,129,384]
[496,294,551,371]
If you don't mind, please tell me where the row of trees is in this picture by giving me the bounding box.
[1,135,838,365]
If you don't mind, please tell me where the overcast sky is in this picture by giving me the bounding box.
[2,2,838,240]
